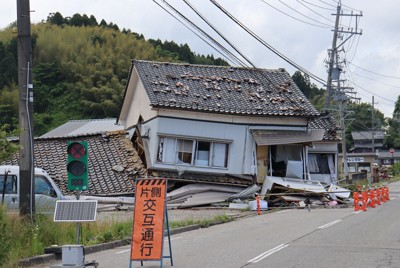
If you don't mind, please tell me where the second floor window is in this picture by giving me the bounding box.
[157,137,229,168]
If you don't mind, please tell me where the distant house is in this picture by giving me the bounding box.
[308,115,340,184]
[338,130,384,181]
[350,131,384,153]
[117,60,330,186]
[3,119,147,196]
[378,151,400,165]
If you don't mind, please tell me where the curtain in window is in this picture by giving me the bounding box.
[163,138,176,163]
[213,143,227,167]
[308,153,319,173]
[327,154,337,183]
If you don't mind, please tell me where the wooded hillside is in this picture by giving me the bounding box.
[0,12,228,136]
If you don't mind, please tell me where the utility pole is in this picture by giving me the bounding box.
[323,0,362,184]
[323,2,341,112]
[371,96,375,153]
[324,0,362,112]
[17,0,35,218]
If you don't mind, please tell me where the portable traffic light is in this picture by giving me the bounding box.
[67,141,89,191]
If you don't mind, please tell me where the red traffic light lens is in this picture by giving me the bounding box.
[68,143,86,159]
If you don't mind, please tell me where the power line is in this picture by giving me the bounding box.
[351,72,400,89]
[155,0,250,67]
[182,0,257,67]
[151,0,240,66]
[296,0,335,24]
[260,0,332,28]
[318,0,337,9]
[211,0,326,85]
[349,62,400,79]
[300,0,336,11]
[351,80,396,103]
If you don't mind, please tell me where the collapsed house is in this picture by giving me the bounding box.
[116,60,348,207]
[3,119,146,198]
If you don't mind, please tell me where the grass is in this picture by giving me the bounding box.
[0,207,235,267]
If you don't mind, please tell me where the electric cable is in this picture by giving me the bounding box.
[260,0,332,28]
[211,0,326,85]
[153,0,248,67]
[159,0,250,67]
[349,62,400,80]
[182,0,257,67]
[296,0,335,23]
[299,0,336,11]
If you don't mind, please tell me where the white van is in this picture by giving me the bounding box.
[0,165,67,213]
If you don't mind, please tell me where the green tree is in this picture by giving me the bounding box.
[0,126,19,162]
[69,13,84,27]
[47,12,64,26]
[385,96,400,149]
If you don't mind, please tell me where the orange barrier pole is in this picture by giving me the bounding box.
[256,195,261,215]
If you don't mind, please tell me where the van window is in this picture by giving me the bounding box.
[0,174,17,194]
[35,175,57,197]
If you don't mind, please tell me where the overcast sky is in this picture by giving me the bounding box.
[1,0,399,119]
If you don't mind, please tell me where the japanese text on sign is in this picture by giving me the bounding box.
[131,179,167,261]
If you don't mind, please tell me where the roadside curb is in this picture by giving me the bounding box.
[18,211,253,267]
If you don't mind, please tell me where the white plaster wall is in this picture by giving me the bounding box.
[143,117,253,175]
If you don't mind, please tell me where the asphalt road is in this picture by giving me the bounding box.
[37,181,400,268]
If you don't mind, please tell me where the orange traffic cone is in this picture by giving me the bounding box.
[381,187,387,203]
[354,192,367,211]
[374,188,381,205]
[384,186,390,201]
[367,189,375,208]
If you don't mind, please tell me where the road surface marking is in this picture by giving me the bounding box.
[116,249,130,254]
[248,244,289,263]
[318,219,342,229]
[276,210,290,214]
[353,211,363,215]
[170,236,183,241]
[391,197,396,200]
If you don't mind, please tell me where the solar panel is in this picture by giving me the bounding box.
[54,200,98,222]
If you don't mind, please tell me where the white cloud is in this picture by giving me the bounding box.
[1,0,399,117]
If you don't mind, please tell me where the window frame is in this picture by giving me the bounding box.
[157,136,229,168]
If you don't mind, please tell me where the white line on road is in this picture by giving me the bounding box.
[116,249,130,254]
[169,236,183,241]
[247,244,289,263]
[391,197,396,200]
[276,210,290,214]
[318,219,342,229]
[353,211,363,215]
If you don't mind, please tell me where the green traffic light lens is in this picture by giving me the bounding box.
[68,160,86,176]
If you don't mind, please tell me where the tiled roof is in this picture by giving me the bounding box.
[351,131,384,141]
[308,114,340,141]
[40,118,122,138]
[132,60,320,117]
[378,151,400,159]
[3,131,147,196]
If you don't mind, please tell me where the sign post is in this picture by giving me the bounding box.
[130,178,172,268]
[390,148,395,165]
